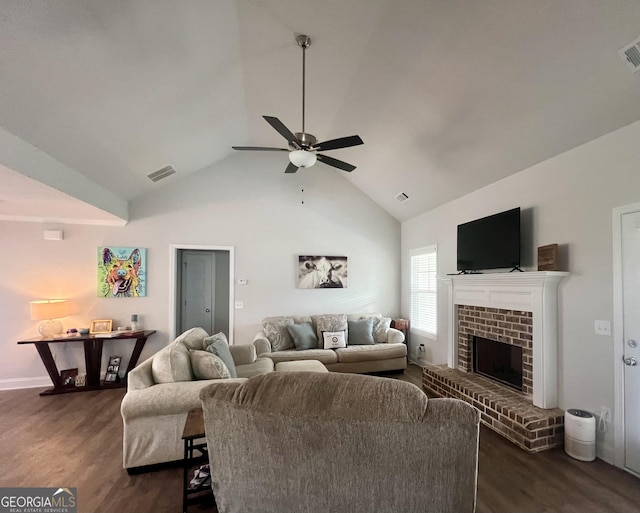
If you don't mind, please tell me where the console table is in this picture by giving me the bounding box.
[17,330,156,396]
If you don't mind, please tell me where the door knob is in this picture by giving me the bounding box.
[623,356,638,366]
[205,308,211,313]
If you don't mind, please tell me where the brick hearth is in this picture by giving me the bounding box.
[423,364,564,452]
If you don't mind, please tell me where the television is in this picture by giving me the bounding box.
[457,207,521,272]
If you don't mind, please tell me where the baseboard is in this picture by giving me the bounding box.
[408,356,429,367]
[0,376,50,391]
[597,440,616,465]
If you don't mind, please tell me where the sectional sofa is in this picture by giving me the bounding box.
[121,327,273,471]
[121,313,406,471]
[253,313,407,373]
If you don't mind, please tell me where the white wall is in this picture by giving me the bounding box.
[0,151,400,388]
[401,119,640,463]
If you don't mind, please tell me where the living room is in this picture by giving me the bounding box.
[2,2,640,512]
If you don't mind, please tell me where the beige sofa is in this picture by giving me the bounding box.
[254,313,407,373]
[200,371,480,513]
[121,327,273,471]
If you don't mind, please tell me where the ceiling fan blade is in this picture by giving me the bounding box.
[232,146,288,151]
[313,135,363,152]
[285,162,299,174]
[316,153,356,172]
[233,146,288,152]
[263,116,300,148]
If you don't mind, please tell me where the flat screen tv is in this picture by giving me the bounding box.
[457,207,521,272]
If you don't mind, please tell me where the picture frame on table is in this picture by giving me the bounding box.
[60,368,78,388]
[104,355,122,383]
[104,372,118,383]
[90,319,113,334]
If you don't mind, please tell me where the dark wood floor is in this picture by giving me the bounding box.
[1,364,638,513]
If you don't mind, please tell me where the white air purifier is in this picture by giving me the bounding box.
[564,409,596,461]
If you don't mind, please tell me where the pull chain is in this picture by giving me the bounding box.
[301,41,306,133]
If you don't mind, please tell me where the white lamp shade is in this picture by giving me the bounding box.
[289,150,317,168]
[30,300,68,338]
[30,299,68,320]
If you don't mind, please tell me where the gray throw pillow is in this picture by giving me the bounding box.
[204,332,237,378]
[287,322,318,350]
[347,318,375,345]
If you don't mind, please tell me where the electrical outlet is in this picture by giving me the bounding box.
[600,406,611,424]
[595,320,611,336]
[234,300,244,309]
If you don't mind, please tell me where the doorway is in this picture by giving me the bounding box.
[169,245,234,344]
[613,203,640,477]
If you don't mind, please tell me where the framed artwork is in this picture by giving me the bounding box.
[104,355,121,383]
[90,319,113,334]
[98,247,147,298]
[60,368,78,387]
[74,373,87,388]
[298,256,348,289]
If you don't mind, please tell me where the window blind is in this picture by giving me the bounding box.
[410,245,437,335]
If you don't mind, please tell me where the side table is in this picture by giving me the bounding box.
[17,330,156,396]
[182,408,215,513]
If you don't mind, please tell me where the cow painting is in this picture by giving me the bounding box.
[298,256,348,289]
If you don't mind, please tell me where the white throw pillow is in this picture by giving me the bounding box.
[372,317,392,343]
[322,330,347,349]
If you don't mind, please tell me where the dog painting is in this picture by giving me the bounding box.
[98,247,147,298]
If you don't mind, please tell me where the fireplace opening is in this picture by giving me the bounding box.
[473,336,523,391]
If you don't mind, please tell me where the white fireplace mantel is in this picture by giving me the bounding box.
[442,271,569,409]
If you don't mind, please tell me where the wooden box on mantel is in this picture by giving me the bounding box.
[537,244,558,271]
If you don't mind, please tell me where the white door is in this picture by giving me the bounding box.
[180,251,214,334]
[622,210,640,475]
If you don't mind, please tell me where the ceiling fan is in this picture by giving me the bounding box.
[232,34,363,174]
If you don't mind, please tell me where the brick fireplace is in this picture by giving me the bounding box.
[458,305,533,395]
[422,271,568,452]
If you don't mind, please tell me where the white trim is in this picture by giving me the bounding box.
[0,376,51,390]
[612,201,640,471]
[442,271,568,409]
[169,244,235,344]
[410,244,437,256]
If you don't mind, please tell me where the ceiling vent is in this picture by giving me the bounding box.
[395,192,410,203]
[619,36,640,72]
[147,165,176,183]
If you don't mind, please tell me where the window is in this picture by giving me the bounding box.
[410,245,437,336]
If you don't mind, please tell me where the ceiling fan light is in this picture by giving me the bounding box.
[289,150,317,168]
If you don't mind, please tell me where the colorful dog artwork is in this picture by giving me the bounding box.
[98,247,147,298]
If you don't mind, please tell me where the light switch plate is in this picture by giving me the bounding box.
[595,320,611,336]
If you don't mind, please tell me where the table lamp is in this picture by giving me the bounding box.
[30,299,69,338]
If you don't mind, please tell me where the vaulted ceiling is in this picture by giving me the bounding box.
[1,0,640,225]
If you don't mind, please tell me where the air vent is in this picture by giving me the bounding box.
[619,36,640,72]
[147,165,176,183]
[395,192,410,203]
